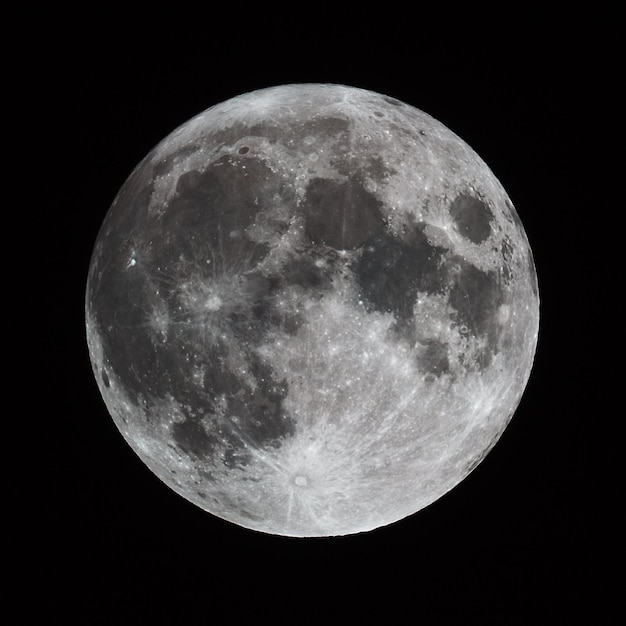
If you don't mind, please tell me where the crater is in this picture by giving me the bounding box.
[449,192,493,244]
[294,475,309,487]
[382,96,404,107]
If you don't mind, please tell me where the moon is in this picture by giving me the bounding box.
[85,84,539,537]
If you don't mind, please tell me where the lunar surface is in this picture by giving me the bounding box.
[86,84,539,537]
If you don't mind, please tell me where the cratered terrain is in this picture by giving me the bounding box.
[86,84,539,536]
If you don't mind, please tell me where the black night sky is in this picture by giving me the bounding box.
[27,8,617,624]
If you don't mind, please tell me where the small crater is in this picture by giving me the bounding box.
[238,146,250,155]
[101,369,110,388]
[294,475,309,487]
[383,96,403,107]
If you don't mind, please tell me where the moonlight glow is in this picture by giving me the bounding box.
[86,84,539,537]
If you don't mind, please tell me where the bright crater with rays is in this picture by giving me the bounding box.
[86,84,539,536]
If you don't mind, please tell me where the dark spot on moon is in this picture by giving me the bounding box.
[447,261,500,336]
[280,253,333,292]
[303,177,383,250]
[416,339,450,376]
[449,192,493,244]
[172,419,216,459]
[354,225,446,321]
[190,347,295,466]
[252,294,302,336]
[226,356,294,449]
[301,116,351,137]
[446,258,503,360]
[235,507,264,522]
[149,159,274,283]
[85,84,540,536]
[85,145,303,464]
[528,253,539,297]
[222,445,253,470]
[500,237,514,282]
[382,96,404,107]
[505,198,526,237]
[502,201,538,296]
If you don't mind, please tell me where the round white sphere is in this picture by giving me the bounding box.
[86,84,539,536]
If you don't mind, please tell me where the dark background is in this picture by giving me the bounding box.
[28,8,617,624]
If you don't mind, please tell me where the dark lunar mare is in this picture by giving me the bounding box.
[89,144,510,472]
[449,192,494,244]
[171,347,293,468]
[87,153,313,465]
[416,339,451,377]
[302,177,384,250]
[85,84,540,536]
[352,222,505,371]
[353,224,448,321]
[446,259,503,345]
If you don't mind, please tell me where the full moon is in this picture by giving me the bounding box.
[86,84,539,537]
